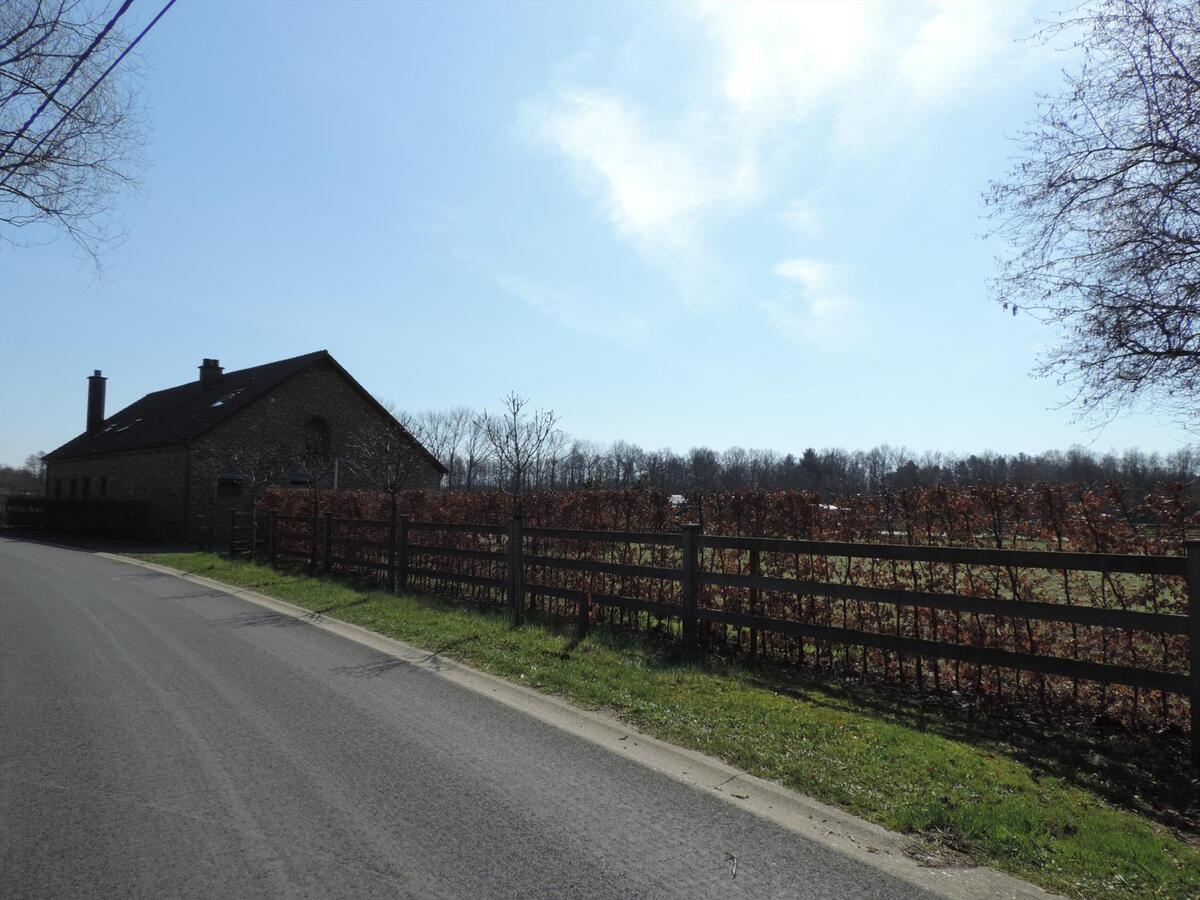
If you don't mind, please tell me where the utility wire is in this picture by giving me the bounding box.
[0,0,134,169]
[0,0,176,191]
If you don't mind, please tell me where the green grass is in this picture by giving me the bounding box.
[146,552,1200,899]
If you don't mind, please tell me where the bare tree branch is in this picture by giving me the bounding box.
[0,0,147,265]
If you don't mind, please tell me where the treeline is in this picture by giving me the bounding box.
[399,407,1198,495]
[0,454,44,496]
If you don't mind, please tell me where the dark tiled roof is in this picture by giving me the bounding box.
[45,351,329,460]
[44,351,445,473]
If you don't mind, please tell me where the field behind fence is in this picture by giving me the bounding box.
[230,483,1200,753]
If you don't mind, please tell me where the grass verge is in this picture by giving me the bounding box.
[145,552,1200,899]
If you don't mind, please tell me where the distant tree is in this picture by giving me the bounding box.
[461,416,488,490]
[476,393,559,502]
[609,440,644,489]
[362,406,1198,496]
[22,452,45,480]
[688,447,720,491]
[0,0,156,263]
[0,455,42,495]
[536,427,568,489]
[988,0,1200,423]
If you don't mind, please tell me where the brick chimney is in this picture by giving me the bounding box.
[86,370,106,435]
[199,358,223,389]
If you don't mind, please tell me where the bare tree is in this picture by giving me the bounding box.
[286,417,339,573]
[1,0,157,263]
[988,0,1200,423]
[348,420,432,589]
[440,407,471,488]
[476,393,559,501]
[537,427,568,489]
[224,444,290,552]
[410,409,461,481]
[461,415,488,490]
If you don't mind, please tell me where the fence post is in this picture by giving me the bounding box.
[507,507,525,627]
[397,513,411,593]
[269,512,278,566]
[681,523,701,655]
[251,511,263,563]
[386,511,397,592]
[577,591,591,639]
[749,547,760,657]
[1187,541,1200,767]
[227,508,237,557]
[323,512,334,573]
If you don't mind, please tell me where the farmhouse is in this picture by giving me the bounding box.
[42,350,444,542]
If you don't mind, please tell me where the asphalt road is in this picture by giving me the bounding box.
[0,537,932,899]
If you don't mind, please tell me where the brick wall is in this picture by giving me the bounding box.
[44,446,188,540]
[188,358,442,542]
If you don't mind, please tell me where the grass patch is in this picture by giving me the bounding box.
[147,552,1200,899]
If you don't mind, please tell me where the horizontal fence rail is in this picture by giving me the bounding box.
[700,534,1187,576]
[700,571,1189,634]
[228,507,1200,762]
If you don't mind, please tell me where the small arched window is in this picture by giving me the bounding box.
[303,415,332,457]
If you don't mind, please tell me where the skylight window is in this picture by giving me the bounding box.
[210,388,245,408]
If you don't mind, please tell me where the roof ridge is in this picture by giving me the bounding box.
[43,350,332,461]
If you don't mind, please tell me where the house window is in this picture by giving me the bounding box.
[82,477,91,500]
[54,479,62,500]
[99,476,107,497]
[70,478,77,499]
[216,473,245,498]
[304,415,332,457]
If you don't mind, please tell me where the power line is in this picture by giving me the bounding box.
[0,1,134,168]
[0,0,176,191]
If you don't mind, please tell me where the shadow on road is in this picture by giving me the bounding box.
[331,635,482,678]
[332,656,414,678]
[217,610,309,628]
[0,529,193,555]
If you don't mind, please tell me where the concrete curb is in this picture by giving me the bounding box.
[101,552,1056,900]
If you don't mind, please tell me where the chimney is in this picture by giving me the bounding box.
[199,358,223,389]
[86,370,106,435]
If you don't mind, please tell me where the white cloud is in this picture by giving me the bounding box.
[523,1,1037,328]
[780,199,821,238]
[530,91,758,248]
[696,0,877,118]
[762,257,861,348]
[772,258,833,293]
[496,274,650,346]
[695,0,1032,150]
[525,89,758,308]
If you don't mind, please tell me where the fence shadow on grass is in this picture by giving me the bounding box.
[514,605,1200,838]
[722,657,1199,838]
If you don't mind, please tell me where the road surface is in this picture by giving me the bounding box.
[0,536,932,899]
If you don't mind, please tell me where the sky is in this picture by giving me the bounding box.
[0,0,1192,467]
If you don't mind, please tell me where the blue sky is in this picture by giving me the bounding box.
[0,0,1190,467]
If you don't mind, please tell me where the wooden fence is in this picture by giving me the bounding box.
[224,508,1200,762]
